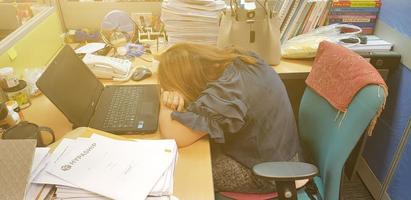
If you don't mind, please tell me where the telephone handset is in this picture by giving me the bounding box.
[82,54,133,81]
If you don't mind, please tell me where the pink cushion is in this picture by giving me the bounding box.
[306,41,387,112]
[220,191,278,200]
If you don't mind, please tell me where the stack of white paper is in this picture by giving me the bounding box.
[161,0,226,46]
[30,134,178,200]
[25,147,54,200]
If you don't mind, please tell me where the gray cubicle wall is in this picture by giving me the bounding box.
[359,0,411,200]
[56,0,281,32]
[57,1,162,30]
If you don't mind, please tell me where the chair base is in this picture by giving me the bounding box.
[218,191,278,200]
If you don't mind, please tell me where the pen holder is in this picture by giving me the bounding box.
[3,80,31,109]
[149,41,168,57]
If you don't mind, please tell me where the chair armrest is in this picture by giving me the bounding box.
[253,161,318,181]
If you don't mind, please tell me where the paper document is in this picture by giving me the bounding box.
[44,135,177,200]
[29,134,178,200]
[29,147,50,183]
[25,147,56,200]
[25,184,53,200]
[31,148,50,173]
[32,139,77,187]
[92,134,178,196]
[75,43,106,54]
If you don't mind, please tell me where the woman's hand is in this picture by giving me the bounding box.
[161,90,185,112]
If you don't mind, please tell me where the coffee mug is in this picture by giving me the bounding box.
[1,121,55,147]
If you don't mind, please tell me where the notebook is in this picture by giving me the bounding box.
[36,45,160,134]
[0,139,37,200]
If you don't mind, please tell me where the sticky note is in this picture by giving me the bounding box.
[7,48,18,61]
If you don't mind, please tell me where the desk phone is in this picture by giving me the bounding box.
[82,54,133,81]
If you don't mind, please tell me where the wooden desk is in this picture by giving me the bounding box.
[22,54,313,200]
[273,58,313,79]
[22,55,216,200]
[23,56,314,138]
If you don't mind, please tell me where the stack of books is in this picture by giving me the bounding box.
[279,0,331,43]
[348,35,393,53]
[277,0,383,42]
[161,0,226,46]
[327,0,381,35]
[348,35,400,71]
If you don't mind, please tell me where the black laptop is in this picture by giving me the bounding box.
[36,45,160,134]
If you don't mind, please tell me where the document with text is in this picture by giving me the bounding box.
[44,135,177,200]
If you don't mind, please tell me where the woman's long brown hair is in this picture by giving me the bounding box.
[158,43,257,103]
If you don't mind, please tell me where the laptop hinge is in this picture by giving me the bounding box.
[91,85,104,115]
[82,83,104,127]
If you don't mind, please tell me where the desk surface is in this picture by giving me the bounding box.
[24,55,313,137]
[274,58,312,75]
[22,53,313,200]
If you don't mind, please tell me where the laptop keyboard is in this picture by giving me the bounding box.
[103,86,143,129]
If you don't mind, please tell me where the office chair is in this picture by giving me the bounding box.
[216,84,385,200]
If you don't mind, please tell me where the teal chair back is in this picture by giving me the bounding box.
[298,85,385,200]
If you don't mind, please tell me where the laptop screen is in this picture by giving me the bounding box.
[36,45,104,127]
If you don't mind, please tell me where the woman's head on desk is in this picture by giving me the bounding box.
[157,43,257,103]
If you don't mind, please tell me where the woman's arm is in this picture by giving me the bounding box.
[159,103,207,147]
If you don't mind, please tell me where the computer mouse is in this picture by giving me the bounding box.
[132,67,152,81]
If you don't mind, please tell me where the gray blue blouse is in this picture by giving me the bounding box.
[171,53,301,168]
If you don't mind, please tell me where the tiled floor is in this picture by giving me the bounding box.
[215,172,374,200]
[342,173,374,200]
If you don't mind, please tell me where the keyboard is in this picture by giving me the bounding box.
[103,86,143,129]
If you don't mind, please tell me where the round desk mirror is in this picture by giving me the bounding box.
[100,10,136,51]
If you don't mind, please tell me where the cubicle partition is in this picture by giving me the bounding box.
[358,1,411,199]
[57,0,161,30]
[0,8,64,76]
